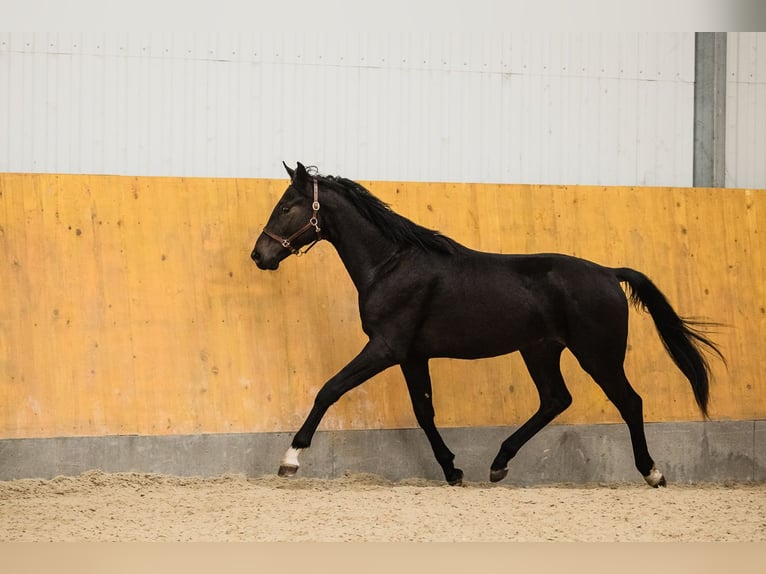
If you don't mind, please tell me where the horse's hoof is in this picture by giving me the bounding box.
[447,468,464,487]
[278,464,299,477]
[489,467,508,483]
[644,467,666,488]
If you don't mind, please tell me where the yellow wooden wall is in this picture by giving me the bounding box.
[1,174,763,439]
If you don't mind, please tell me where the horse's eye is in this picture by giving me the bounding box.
[281,205,290,214]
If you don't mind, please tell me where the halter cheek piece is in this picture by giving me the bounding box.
[262,178,321,256]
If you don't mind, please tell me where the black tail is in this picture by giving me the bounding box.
[615,268,725,418]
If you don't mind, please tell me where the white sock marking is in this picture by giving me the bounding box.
[281,447,302,468]
[645,467,663,487]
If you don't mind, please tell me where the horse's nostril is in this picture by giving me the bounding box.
[251,250,260,261]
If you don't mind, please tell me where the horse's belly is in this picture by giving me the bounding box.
[413,309,552,359]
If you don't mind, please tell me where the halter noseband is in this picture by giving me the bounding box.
[262,178,322,257]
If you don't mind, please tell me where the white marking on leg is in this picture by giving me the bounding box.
[644,466,664,487]
[281,447,302,468]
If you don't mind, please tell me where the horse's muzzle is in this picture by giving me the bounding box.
[251,248,280,270]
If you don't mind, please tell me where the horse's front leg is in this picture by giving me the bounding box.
[278,338,396,477]
[400,359,463,486]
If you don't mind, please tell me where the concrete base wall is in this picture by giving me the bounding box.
[1,420,764,485]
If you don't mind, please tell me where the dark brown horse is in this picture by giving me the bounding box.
[251,162,723,487]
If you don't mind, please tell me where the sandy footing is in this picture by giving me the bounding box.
[1,471,764,542]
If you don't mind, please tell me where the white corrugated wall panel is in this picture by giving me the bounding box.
[497,34,694,186]
[726,32,766,189]
[1,33,699,186]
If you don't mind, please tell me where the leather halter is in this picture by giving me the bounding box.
[262,178,322,256]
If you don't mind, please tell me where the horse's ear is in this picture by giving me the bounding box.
[294,162,309,185]
[283,161,295,181]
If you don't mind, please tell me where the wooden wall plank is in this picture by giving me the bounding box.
[0,174,762,439]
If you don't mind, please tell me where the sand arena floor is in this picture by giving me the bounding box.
[1,470,764,542]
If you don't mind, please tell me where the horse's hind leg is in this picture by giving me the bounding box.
[591,369,664,487]
[490,343,572,482]
[571,346,665,487]
[401,359,463,486]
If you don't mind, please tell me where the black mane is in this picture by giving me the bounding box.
[319,173,456,254]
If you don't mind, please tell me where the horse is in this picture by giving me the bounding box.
[251,162,724,487]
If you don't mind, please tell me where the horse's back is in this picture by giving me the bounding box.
[449,249,622,303]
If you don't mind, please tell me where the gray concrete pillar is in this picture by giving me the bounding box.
[693,32,727,187]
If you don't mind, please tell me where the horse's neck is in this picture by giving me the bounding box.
[323,202,399,294]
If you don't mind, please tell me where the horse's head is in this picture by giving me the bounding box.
[251,161,322,270]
